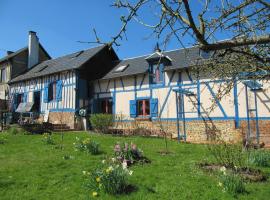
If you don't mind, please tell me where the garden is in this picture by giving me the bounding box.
[0,125,270,200]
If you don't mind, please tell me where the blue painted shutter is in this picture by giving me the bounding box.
[150,98,158,117]
[129,100,137,118]
[56,80,63,101]
[43,83,49,103]
[23,93,28,102]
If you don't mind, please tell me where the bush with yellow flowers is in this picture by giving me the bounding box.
[73,137,100,155]
[84,158,133,195]
[42,133,54,145]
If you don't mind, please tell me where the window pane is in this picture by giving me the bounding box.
[101,100,106,113]
[137,100,143,115]
[101,99,113,114]
[1,68,6,82]
[145,100,150,115]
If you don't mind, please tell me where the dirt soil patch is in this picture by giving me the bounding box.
[199,163,267,182]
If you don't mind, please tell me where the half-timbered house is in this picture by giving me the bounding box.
[8,35,270,146]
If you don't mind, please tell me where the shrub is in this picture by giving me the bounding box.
[84,139,100,155]
[73,137,85,151]
[218,166,246,195]
[85,158,133,195]
[89,114,113,133]
[8,127,18,135]
[248,150,270,167]
[208,142,247,168]
[74,137,100,155]
[0,135,7,144]
[42,133,54,145]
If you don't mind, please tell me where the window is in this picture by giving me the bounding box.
[14,93,23,110]
[130,98,158,118]
[150,63,163,84]
[114,64,129,73]
[1,68,6,83]
[100,98,112,114]
[44,80,62,103]
[48,81,57,101]
[137,99,150,116]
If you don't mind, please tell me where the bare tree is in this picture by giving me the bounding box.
[84,0,269,81]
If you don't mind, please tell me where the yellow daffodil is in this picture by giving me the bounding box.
[106,166,113,174]
[96,177,101,182]
[218,182,223,187]
[92,191,98,197]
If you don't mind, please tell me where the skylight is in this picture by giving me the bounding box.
[37,65,49,72]
[114,64,129,73]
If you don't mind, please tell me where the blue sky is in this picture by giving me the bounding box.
[0,0,229,59]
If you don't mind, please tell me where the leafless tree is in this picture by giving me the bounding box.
[86,0,269,82]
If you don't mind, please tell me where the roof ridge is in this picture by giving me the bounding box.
[0,46,28,63]
[120,45,198,61]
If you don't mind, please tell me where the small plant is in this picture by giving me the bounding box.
[218,166,246,195]
[73,137,85,151]
[84,158,133,195]
[8,127,18,135]
[89,114,113,133]
[114,142,149,166]
[74,137,100,155]
[248,150,270,167]
[0,135,7,144]
[208,142,247,168]
[42,133,55,145]
[84,139,100,155]
[63,155,74,160]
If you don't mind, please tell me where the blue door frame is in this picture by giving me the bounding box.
[244,81,261,144]
[174,88,194,142]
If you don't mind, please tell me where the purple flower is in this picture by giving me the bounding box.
[131,143,137,151]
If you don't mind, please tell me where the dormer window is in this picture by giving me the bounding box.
[150,63,164,84]
[145,50,171,85]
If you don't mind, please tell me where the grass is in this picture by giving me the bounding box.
[0,132,269,200]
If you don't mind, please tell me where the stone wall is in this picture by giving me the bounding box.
[113,119,243,143]
[240,120,270,147]
[38,112,75,129]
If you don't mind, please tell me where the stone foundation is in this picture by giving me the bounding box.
[113,119,243,143]
[239,120,270,147]
[39,112,76,129]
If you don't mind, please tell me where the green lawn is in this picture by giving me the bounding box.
[0,132,269,200]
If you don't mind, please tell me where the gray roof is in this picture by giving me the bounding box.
[0,44,51,64]
[0,47,28,63]
[101,46,206,80]
[10,45,106,83]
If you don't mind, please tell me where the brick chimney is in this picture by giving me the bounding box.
[28,31,39,69]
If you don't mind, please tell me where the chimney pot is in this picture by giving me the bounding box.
[7,51,14,55]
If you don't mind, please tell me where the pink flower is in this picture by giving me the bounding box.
[114,144,121,152]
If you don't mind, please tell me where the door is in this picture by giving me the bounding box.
[33,91,41,112]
